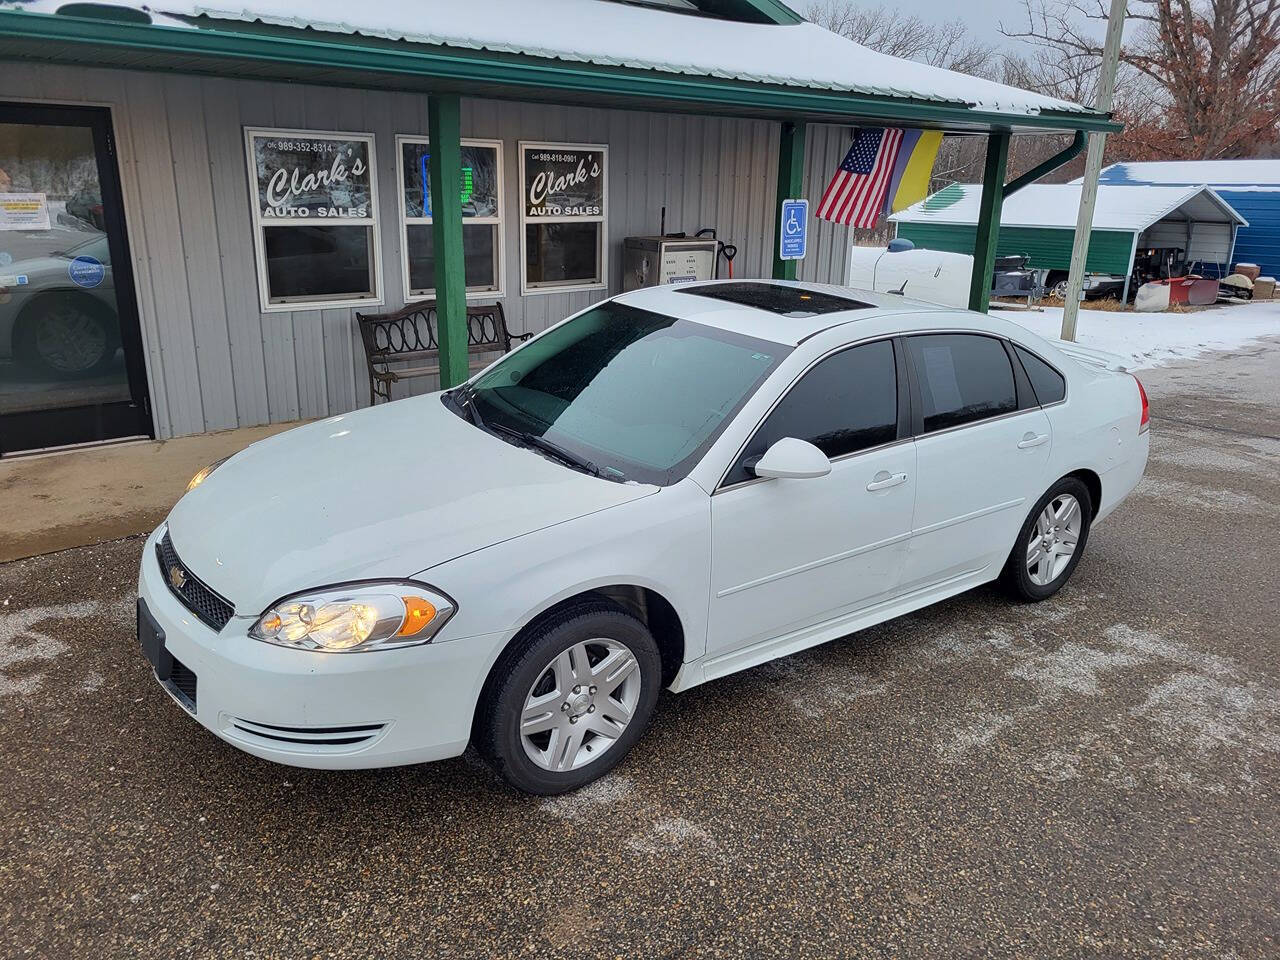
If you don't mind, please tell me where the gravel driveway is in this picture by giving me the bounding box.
[2,340,1277,959]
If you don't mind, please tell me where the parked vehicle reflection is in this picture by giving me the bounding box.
[0,230,127,416]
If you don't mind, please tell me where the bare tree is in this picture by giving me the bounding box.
[806,2,1000,74]
[1003,0,1280,158]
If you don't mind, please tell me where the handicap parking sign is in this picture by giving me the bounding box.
[779,198,808,261]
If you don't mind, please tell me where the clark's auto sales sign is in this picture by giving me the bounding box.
[523,146,605,219]
[250,131,374,220]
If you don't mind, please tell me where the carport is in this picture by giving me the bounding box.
[0,0,1119,452]
[892,183,1248,300]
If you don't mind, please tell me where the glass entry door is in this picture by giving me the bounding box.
[0,102,151,455]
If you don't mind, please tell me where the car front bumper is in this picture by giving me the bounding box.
[136,526,504,770]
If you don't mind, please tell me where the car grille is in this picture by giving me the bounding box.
[228,717,388,752]
[164,655,198,714]
[156,530,235,631]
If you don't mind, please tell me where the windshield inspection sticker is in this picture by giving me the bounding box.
[68,255,105,288]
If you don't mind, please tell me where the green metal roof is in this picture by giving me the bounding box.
[0,6,1121,134]
[896,222,1137,275]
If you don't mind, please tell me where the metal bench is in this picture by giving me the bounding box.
[356,302,528,404]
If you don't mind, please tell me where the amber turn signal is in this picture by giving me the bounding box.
[397,596,439,637]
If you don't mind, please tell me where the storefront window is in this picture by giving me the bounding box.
[397,137,503,300]
[244,128,381,311]
[520,143,607,294]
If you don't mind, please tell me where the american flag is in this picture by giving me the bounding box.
[815,128,904,228]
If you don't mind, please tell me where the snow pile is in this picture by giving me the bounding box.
[1005,300,1280,369]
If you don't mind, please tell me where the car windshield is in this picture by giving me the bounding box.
[449,301,789,486]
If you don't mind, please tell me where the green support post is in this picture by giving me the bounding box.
[968,131,1010,313]
[772,120,807,281]
[428,93,469,388]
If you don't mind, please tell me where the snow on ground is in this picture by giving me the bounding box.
[1001,299,1280,369]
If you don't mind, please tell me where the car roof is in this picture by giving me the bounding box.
[611,279,949,346]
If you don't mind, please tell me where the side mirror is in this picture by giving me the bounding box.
[751,437,832,480]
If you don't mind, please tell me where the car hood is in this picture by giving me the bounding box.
[165,393,657,616]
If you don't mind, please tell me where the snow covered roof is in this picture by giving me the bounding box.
[891,183,1248,232]
[1,0,1093,118]
[1091,160,1280,189]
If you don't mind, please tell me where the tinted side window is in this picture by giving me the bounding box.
[724,339,898,485]
[907,334,1016,433]
[1014,345,1067,405]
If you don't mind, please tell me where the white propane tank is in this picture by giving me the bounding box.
[848,242,973,308]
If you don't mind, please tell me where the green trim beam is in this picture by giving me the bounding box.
[733,0,807,24]
[427,94,469,389]
[969,133,1010,313]
[0,11,1122,134]
[772,120,807,280]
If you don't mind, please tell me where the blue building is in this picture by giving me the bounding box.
[1093,160,1280,278]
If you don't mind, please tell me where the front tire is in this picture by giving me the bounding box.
[474,601,662,795]
[1001,477,1093,601]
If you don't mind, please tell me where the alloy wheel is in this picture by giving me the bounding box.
[34,304,108,373]
[1026,493,1083,586]
[519,638,642,772]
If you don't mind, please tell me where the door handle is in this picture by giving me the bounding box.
[1017,432,1049,449]
[866,471,909,491]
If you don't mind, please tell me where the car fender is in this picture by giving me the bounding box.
[1041,371,1147,520]
[416,476,713,674]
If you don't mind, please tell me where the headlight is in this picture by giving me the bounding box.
[249,582,456,653]
[186,456,230,493]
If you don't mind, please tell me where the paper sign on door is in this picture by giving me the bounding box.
[0,193,51,231]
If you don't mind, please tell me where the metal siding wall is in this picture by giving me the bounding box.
[895,223,1137,275]
[1216,190,1280,277]
[797,123,858,285]
[120,72,207,438]
[461,99,780,338]
[1,63,785,438]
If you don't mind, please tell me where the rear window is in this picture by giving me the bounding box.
[906,334,1017,432]
[676,282,872,317]
[1014,345,1067,405]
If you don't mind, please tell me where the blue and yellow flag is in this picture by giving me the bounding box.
[883,130,944,215]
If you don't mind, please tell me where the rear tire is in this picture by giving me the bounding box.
[1001,477,1093,602]
[474,601,661,795]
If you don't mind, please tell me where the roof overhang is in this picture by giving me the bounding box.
[892,183,1248,231]
[0,9,1122,135]
[1145,186,1250,229]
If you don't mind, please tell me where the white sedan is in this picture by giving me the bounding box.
[137,281,1149,794]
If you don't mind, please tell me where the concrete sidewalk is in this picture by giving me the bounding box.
[0,421,303,562]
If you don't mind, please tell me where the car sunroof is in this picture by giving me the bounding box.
[675,282,872,317]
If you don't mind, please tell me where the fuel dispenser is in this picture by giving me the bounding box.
[622,209,738,291]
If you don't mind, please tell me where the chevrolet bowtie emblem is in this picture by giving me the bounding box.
[168,564,187,591]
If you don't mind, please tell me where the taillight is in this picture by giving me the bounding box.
[1133,374,1149,433]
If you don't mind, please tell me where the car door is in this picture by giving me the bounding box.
[706,338,916,659]
[900,331,1053,592]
